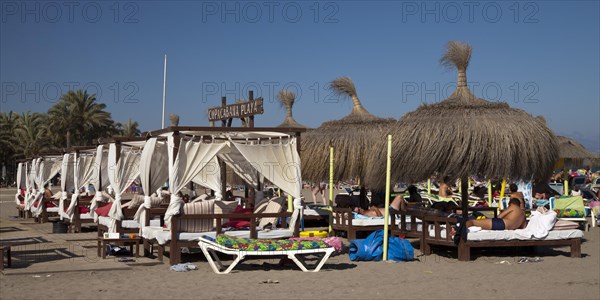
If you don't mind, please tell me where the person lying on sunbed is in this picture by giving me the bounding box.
[466,198,526,230]
[353,195,405,217]
[438,176,454,200]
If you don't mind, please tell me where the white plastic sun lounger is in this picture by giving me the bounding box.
[198,236,334,274]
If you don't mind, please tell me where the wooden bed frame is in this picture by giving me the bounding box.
[145,211,297,265]
[332,207,390,240]
[63,195,95,233]
[421,214,582,261]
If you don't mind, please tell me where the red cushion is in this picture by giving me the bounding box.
[79,205,90,214]
[33,200,56,208]
[231,205,253,222]
[95,202,112,217]
[222,220,252,229]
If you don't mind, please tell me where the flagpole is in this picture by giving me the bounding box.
[162,54,167,129]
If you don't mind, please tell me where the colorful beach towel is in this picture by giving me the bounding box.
[216,235,329,251]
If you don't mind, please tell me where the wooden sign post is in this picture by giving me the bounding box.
[208,91,265,201]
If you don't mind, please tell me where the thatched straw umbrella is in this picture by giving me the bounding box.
[556,135,600,163]
[369,41,559,222]
[277,90,306,128]
[301,76,395,189]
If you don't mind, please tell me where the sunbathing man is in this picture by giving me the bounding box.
[466,198,526,230]
[354,195,406,217]
[509,183,525,209]
[438,176,454,200]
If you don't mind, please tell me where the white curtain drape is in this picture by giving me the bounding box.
[219,152,259,187]
[65,153,96,219]
[59,153,74,219]
[106,143,142,230]
[134,138,169,223]
[14,163,24,205]
[163,134,227,227]
[191,156,222,199]
[24,159,39,210]
[231,138,302,199]
[90,145,111,219]
[31,157,63,216]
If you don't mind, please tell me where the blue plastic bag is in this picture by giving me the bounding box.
[349,230,384,261]
[349,230,414,262]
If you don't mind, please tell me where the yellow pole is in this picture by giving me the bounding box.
[458,179,462,194]
[328,144,334,234]
[487,179,492,207]
[287,195,292,212]
[383,135,392,261]
[499,178,506,211]
[427,178,431,195]
[564,167,569,196]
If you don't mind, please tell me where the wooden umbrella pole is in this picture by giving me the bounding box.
[383,135,392,261]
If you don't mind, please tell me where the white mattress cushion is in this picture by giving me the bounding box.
[47,207,59,213]
[141,226,294,245]
[429,228,584,241]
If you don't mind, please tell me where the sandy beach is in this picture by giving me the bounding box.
[1,187,599,300]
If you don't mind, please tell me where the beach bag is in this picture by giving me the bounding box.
[387,236,414,262]
[349,230,414,261]
[349,230,384,261]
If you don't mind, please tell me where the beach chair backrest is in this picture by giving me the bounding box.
[179,200,215,232]
[551,196,586,218]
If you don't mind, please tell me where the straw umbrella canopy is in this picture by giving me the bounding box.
[555,135,599,169]
[301,77,395,187]
[277,90,306,128]
[369,41,559,216]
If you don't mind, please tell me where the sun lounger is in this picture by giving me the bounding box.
[421,214,583,261]
[198,235,334,274]
[549,196,589,231]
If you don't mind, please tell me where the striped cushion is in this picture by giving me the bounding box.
[258,197,286,229]
[214,201,238,227]
[178,200,214,233]
[254,198,270,214]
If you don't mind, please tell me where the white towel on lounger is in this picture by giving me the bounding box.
[514,210,557,239]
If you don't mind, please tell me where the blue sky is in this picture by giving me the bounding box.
[1,1,599,152]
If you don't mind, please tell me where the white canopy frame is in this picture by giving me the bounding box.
[31,156,63,217]
[14,162,26,205]
[141,127,303,228]
[90,145,111,219]
[106,142,142,231]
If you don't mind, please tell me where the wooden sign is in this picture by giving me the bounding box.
[208,98,264,121]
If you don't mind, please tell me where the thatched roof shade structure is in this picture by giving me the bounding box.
[277,90,306,128]
[556,135,599,168]
[301,77,395,186]
[368,41,559,192]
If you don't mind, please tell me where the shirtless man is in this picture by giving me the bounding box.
[466,198,526,230]
[354,195,406,217]
[438,176,454,200]
[509,184,525,209]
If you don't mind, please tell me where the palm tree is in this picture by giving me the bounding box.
[121,118,141,137]
[48,90,115,147]
[14,112,50,158]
